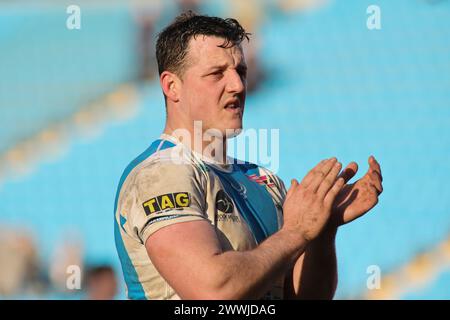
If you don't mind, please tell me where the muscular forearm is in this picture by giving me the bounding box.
[206,229,308,300]
[284,225,338,299]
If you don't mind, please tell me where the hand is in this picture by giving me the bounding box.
[282,158,346,242]
[330,156,383,226]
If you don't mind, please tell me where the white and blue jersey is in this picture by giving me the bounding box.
[114,133,287,299]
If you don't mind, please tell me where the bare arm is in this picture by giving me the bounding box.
[146,220,307,299]
[145,158,344,299]
[284,225,338,300]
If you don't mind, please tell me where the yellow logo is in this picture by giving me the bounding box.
[142,192,190,215]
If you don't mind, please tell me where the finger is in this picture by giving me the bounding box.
[324,177,346,207]
[307,157,338,192]
[338,162,358,183]
[368,184,382,199]
[300,158,331,188]
[369,171,383,194]
[369,156,383,182]
[317,161,342,197]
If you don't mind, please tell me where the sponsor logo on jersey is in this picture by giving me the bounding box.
[216,190,241,223]
[142,192,191,215]
[246,174,275,187]
[216,190,234,213]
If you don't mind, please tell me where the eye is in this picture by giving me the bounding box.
[210,71,224,80]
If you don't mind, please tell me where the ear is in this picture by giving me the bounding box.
[160,71,181,103]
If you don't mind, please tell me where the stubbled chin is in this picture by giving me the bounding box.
[225,128,243,138]
[223,119,243,137]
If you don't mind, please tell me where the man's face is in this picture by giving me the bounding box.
[178,35,247,137]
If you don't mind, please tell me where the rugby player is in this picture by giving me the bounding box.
[114,12,383,299]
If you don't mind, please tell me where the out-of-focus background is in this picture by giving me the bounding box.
[1,0,450,300]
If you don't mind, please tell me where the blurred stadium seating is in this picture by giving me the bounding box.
[0,0,449,299]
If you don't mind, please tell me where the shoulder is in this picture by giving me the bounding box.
[124,140,206,189]
[117,141,210,242]
[116,139,208,212]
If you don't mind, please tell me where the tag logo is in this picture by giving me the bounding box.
[143,192,190,215]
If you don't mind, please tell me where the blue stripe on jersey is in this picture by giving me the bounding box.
[114,222,146,299]
[209,165,279,244]
[120,215,127,233]
[114,138,176,300]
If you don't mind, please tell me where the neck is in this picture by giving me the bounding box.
[163,122,228,164]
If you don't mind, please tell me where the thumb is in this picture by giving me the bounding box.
[285,179,299,201]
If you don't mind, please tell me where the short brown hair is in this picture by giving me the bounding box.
[156,11,250,77]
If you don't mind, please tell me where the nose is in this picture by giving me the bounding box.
[225,69,245,94]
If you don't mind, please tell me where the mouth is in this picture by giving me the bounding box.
[224,100,242,112]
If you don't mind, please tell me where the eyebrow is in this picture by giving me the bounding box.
[206,63,228,71]
[206,63,247,72]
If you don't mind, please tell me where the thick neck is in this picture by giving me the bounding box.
[163,122,229,165]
